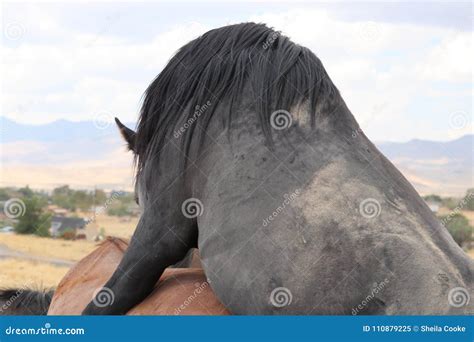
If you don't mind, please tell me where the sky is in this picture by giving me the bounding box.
[1,1,472,142]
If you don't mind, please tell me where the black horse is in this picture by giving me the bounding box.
[83,23,472,315]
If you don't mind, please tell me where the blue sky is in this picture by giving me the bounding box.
[2,1,472,142]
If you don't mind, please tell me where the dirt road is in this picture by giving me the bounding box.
[0,243,74,267]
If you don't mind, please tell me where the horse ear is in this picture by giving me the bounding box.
[115,117,136,153]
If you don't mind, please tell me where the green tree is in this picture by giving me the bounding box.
[0,188,10,201]
[14,196,51,237]
[72,190,93,212]
[52,185,76,211]
[423,194,442,203]
[441,197,459,211]
[107,204,130,217]
[17,186,34,198]
[463,189,474,211]
[439,213,473,247]
[52,185,99,212]
[93,189,107,206]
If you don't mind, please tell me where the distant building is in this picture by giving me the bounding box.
[47,205,70,217]
[50,216,86,237]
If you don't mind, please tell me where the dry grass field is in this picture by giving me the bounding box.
[0,214,137,288]
[0,233,96,262]
[94,214,138,239]
[0,259,68,288]
[0,234,97,288]
[0,214,137,262]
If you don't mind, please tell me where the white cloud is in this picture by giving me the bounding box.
[415,32,472,82]
[1,6,471,141]
[1,21,209,124]
[250,9,472,141]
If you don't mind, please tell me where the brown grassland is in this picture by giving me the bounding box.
[0,259,68,288]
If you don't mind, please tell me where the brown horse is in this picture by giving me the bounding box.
[48,237,229,315]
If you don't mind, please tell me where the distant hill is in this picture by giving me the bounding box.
[377,135,472,162]
[1,117,136,190]
[2,117,136,144]
[1,117,472,195]
[377,135,473,196]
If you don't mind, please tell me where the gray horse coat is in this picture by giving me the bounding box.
[83,23,473,315]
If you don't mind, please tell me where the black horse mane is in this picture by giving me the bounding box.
[136,22,338,170]
[0,288,54,315]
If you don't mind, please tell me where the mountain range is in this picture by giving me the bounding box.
[1,117,472,196]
